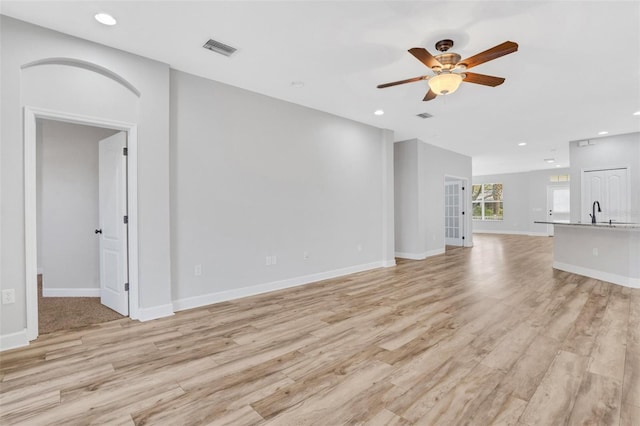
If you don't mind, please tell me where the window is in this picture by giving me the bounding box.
[472,183,503,220]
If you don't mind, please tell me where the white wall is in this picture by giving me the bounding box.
[37,120,118,294]
[394,140,420,255]
[1,16,172,344]
[570,132,640,223]
[394,139,473,259]
[473,168,571,235]
[169,70,394,308]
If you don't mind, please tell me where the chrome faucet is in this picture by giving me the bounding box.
[590,201,601,224]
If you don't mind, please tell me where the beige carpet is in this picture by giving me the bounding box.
[38,275,125,335]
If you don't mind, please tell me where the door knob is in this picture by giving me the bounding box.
[95,229,102,234]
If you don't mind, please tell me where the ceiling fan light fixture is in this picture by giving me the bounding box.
[428,72,463,95]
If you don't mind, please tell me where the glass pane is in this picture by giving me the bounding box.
[484,183,503,201]
[553,189,570,213]
[472,202,482,220]
[484,202,503,220]
[471,185,482,201]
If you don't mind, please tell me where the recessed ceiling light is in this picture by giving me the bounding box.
[634,111,640,116]
[544,158,555,163]
[598,131,608,135]
[518,142,527,146]
[374,110,384,116]
[95,13,117,26]
[290,81,304,88]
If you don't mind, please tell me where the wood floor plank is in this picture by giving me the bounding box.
[385,357,478,421]
[588,287,630,381]
[567,372,622,426]
[620,402,640,426]
[262,360,393,425]
[464,389,527,426]
[622,290,640,410]
[1,234,637,425]
[415,362,505,424]
[561,282,611,356]
[519,350,589,425]
[367,408,412,425]
[480,321,540,373]
[496,333,561,401]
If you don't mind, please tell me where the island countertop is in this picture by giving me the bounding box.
[534,221,640,230]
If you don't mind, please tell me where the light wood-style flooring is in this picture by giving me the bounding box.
[1,234,639,425]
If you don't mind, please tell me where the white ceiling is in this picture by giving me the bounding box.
[2,1,639,175]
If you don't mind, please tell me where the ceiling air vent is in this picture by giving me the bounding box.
[203,38,237,57]
[416,112,433,119]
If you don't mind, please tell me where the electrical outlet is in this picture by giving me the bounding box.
[266,256,271,266]
[272,255,277,265]
[357,244,363,252]
[194,264,202,276]
[592,248,598,256]
[2,289,15,304]
[303,251,309,260]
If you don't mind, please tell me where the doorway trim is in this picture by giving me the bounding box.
[24,106,139,341]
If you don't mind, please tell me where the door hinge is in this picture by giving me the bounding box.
[124,283,129,291]
[123,215,128,224]
[123,147,128,156]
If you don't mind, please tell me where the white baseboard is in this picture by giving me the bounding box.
[42,288,101,297]
[553,261,640,289]
[382,259,396,267]
[0,329,29,352]
[395,248,445,260]
[473,230,550,237]
[137,304,175,322]
[473,229,528,235]
[173,261,385,312]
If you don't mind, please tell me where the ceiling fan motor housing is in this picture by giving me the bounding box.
[435,39,454,52]
[433,52,461,71]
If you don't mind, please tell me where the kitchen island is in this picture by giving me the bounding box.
[535,221,640,288]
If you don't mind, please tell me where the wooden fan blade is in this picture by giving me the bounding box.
[458,41,518,70]
[377,75,428,89]
[409,48,443,69]
[463,72,506,87]
[423,89,437,101]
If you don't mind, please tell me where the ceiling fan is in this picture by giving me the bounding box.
[377,39,518,101]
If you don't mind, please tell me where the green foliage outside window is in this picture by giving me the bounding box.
[472,183,504,220]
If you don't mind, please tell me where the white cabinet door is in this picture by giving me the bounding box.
[605,169,628,222]
[583,168,628,223]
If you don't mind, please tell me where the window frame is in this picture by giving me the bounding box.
[472,183,504,221]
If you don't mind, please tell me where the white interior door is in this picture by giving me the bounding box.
[98,132,129,315]
[445,181,464,246]
[547,185,570,236]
